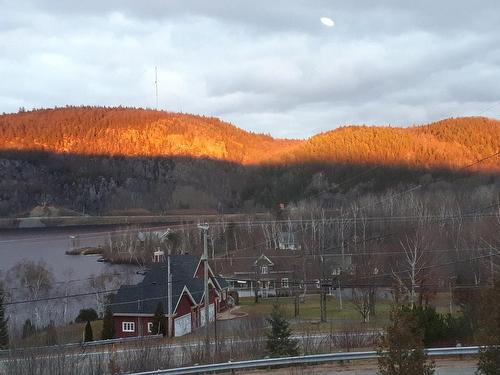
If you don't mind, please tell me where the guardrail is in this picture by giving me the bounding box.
[131,346,481,375]
[0,334,163,357]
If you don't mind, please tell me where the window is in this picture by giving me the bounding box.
[122,321,135,332]
[281,278,289,288]
[261,265,268,274]
[147,322,153,333]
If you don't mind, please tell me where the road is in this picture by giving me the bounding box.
[240,359,477,374]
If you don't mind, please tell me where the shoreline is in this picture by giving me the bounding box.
[0,212,269,230]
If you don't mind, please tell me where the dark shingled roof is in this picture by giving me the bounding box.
[215,276,228,289]
[112,255,207,315]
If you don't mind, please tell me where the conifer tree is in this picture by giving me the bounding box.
[84,320,94,342]
[265,304,298,357]
[0,285,8,349]
[45,320,58,346]
[477,281,500,374]
[377,305,435,375]
[22,319,36,339]
[152,302,166,336]
[101,306,115,340]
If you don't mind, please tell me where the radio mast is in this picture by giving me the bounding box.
[155,66,159,110]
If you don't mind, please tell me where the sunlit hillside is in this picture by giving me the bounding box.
[278,117,500,172]
[0,107,298,164]
[0,107,499,171]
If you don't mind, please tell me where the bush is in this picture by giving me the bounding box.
[401,305,470,346]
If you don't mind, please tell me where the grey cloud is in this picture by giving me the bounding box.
[1,1,500,138]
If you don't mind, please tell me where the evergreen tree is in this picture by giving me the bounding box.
[152,302,166,336]
[265,304,298,357]
[84,320,94,342]
[0,285,8,349]
[44,320,58,346]
[377,305,435,375]
[477,281,500,374]
[22,319,36,339]
[101,306,115,340]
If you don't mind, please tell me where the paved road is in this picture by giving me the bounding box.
[241,360,477,374]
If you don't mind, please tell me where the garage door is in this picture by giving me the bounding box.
[200,304,215,326]
[174,313,192,337]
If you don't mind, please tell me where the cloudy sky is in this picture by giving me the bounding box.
[1,1,500,138]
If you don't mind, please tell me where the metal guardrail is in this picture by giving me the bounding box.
[131,346,481,375]
[0,334,163,357]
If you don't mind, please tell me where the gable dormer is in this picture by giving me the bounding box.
[254,254,274,275]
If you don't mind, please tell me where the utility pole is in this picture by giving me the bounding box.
[320,255,326,322]
[167,253,172,337]
[490,248,495,286]
[338,277,343,310]
[294,286,300,317]
[448,278,453,315]
[198,223,210,357]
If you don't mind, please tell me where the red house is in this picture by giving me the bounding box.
[111,254,229,338]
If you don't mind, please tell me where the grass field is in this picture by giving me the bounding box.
[11,320,104,348]
[239,292,455,330]
[239,294,392,328]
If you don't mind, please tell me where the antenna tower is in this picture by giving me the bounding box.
[155,66,159,110]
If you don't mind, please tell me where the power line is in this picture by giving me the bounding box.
[1,210,497,246]
[3,275,207,307]
[5,245,499,307]
[357,149,500,212]
[212,247,496,261]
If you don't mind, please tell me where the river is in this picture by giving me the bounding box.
[0,226,145,332]
[0,226,139,280]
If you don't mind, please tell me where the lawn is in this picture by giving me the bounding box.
[11,320,104,348]
[239,294,392,329]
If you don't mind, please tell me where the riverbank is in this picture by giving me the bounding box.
[0,212,269,230]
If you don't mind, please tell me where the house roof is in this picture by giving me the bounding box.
[253,254,274,266]
[216,251,351,282]
[215,275,228,289]
[112,255,208,315]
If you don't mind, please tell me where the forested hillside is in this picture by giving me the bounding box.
[0,107,498,216]
[0,107,298,164]
[282,117,500,171]
[1,107,499,170]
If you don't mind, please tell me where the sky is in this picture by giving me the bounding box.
[1,1,500,138]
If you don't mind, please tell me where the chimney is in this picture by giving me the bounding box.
[153,249,165,263]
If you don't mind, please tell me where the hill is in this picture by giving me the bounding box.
[0,107,498,216]
[280,117,500,172]
[0,107,298,164]
[0,107,498,171]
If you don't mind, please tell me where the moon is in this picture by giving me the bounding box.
[320,17,335,27]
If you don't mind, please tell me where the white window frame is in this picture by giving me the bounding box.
[122,321,135,332]
[261,265,268,274]
[281,278,289,288]
[147,322,153,333]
